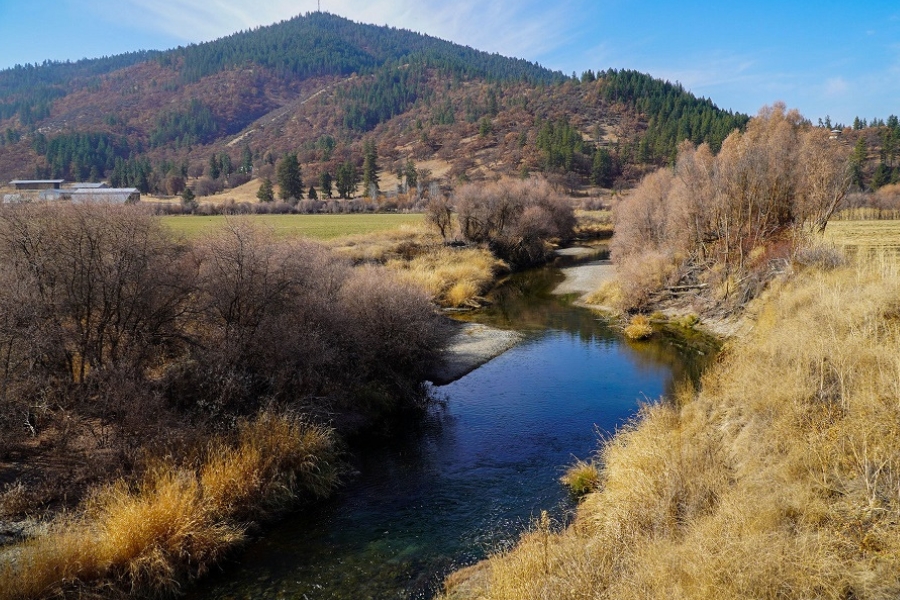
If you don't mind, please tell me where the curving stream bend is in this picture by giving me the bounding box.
[188,250,715,599]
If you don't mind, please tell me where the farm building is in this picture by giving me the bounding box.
[9,179,64,190]
[3,185,140,204]
[71,188,140,204]
[69,182,109,190]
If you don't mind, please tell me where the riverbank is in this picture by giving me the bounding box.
[168,248,687,600]
[552,257,615,301]
[428,321,524,385]
[441,257,900,599]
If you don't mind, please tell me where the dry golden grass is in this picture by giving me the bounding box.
[559,460,601,498]
[328,224,433,262]
[584,279,625,311]
[387,247,504,308]
[573,209,614,238]
[834,207,900,221]
[0,413,337,600]
[330,225,506,307]
[443,257,900,600]
[622,314,653,340]
[824,219,900,252]
[161,213,424,240]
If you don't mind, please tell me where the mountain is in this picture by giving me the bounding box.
[0,12,749,196]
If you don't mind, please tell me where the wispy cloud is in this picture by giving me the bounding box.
[649,53,761,92]
[824,77,849,96]
[87,0,579,63]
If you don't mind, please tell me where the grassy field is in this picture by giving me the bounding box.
[159,213,424,240]
[824,219,900,250]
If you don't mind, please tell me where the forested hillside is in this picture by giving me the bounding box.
[0,12,748,196]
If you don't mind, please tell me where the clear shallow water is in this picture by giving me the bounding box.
[188,259,713,600]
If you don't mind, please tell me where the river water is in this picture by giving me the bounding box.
[189,255,714,600]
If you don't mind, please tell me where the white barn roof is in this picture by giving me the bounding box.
[70,188,140,204]
[9,179,65,185]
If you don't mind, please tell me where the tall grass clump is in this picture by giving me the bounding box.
[622,314,653,340]
[387,247,506,308]
[442,258,900,599]
[560,459,601,498]
[0,413,337,600]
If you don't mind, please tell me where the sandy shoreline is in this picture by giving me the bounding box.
[551,259,615,299]
[429,254,619,385]
[428,321,524,385]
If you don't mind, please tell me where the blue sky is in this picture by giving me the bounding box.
[1,0,898,125]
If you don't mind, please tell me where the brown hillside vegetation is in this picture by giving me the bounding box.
[444,257,900,600]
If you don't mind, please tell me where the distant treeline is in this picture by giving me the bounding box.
[0,51,160,125]
[596,69,750,162]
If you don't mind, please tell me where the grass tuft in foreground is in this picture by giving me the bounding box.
[0,413,337,600]
[622,314,653,340]
[559,460,601,499]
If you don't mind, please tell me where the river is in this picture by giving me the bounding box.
[188,252,714,599]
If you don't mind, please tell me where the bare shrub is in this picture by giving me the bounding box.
[338,266,444,405]
[616,250,678,310]
[193,176,224,197]
[0,203,194,394]
[609,103,852,311]
[455,177,575,267]
[425,195,454,239]
[180,221,347,415]
[226,172,251,189]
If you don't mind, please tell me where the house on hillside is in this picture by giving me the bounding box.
[9,179,65,191]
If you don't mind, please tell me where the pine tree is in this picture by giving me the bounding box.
[276,153,304,200]
[591,147,614,187]
[336,161,358,199]
[208,154,221,179]
[181,187,196,211]
[361,139,379,197]
[240,144,253,173]
[257,177,274,202]
[850,137,868,189]
[320,171,333,198]
[220,153,233,179]
[404,159,418,192]
[308,185,318,200]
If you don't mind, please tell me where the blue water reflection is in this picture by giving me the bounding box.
[189,265,708,600]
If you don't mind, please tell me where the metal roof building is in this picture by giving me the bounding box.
[69,182,109,190]
[70,188,140,204]
[9,179,65,190]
